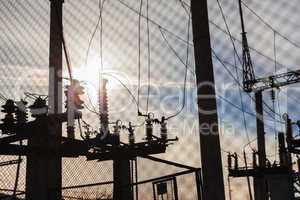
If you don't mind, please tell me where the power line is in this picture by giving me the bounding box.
[215,0,284,122]
[102,73,139,107]
[117,0,191,45]
[137,0,143,115]
[146,0,151,113]
[179,0,296,72]
[216,0,254,150]
[117,0,294,76]
[212,49,284,124]
[84,0,106,70]
[158,27,195,74]
[240,0,300,50]
[160,13,191,120]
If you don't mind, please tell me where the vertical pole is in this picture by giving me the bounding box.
[191,1,225,200]
[243,151,253,200]
[254,91,267,200]
[278,132,287,166]
[113,159,133,200]
[173,177,179,200]
[195,171,202,200]
[26,1,63,199]
[99,79,132,200]
[285,116,293,169]
[48,0,63,199]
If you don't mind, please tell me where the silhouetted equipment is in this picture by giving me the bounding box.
[95,79,179,200]
[0,91,178,199]
[232,0,300,199]
[99,79,109,134]
[153,177,179,200]
[227,117,299,200]
[240,0,300,93]
[191,0,226,199]
[46,0,64,199]
[65,79,84,139]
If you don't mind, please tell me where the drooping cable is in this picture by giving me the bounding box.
[137,0,143,115]
[158,27,195,74]
[102,73,139,107]
[117,0,295,74]
[215,0,283,121]
[165,14,191,120]
[85,0,106,70]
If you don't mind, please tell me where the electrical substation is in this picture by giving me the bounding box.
[0,0,300,199]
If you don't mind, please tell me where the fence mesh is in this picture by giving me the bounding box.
[0,0,299,199]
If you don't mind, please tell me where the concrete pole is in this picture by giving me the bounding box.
[47,1,63,199]
[253,91,267,200]
[191,1,225,199]
[26,0,63,197]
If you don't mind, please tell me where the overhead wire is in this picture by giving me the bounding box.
[146,0,151,113]
[179,0,293,72]
[158,0,282,123]
[217,0,274,150]
[240,0,300,50]
[79,0,288,128]
[217,94,281,129]
[164,6,191,120]
[212,49,284,125]
[82,72,139,116]
[102,73,139,107]
[216,0,254,148]
[84,0,106,70]
[158,27,195,74]
[0,93,8,102]
[273,30,279,160]
[117,0,294,74]
[215,0,284,121]
[180,0,300,53]
[137,0,143,115]
[82,0,106,118]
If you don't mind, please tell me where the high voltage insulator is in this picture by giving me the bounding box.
[99,79,109,134]
[64,80,85,111]
[15,100,28,124]
[145,116,153,141]
[29,97,48,117]
[1,99,17,135]
[65,79,85,139]
[160,116,167,142]
[128,122,135,145]
[271,89,275,101]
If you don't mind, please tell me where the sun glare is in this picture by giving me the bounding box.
[71,53,134,104]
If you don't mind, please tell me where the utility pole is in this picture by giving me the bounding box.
[26,0,63,199]
[99,79,133,200]
[254,91,267,200]
[47,0,63,199]
[191,1,225,200]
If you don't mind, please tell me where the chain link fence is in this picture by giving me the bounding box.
[0,0,299,199]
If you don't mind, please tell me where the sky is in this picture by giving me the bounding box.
[0,0,300,199]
